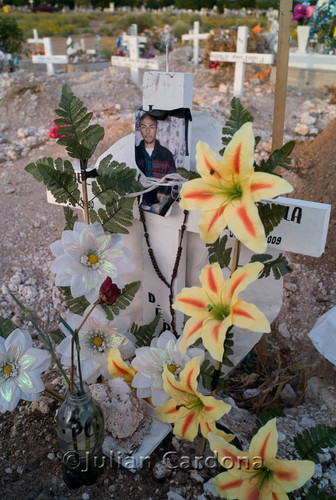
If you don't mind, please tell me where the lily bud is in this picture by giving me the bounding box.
[99,277,121,305]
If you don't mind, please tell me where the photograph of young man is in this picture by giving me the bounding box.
[135,113,177,214]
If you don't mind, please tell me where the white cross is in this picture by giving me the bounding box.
[31,37,68,75]
[289,52,336,70]
[182,21,209,65]
[27,29,43,46]
[111,28,160,88]
[210,26,274,97]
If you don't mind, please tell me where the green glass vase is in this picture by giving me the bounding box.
[56,384,105,488]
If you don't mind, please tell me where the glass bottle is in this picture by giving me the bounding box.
[56,384,105,488]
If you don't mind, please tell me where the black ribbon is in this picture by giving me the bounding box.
[138,106,192,156]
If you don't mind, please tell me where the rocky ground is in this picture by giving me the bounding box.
[0,46,336,499]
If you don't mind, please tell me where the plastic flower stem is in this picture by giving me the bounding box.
[199,238,240,457]
[7,289,71,389]
[70,300,99,394]
[81,159,90,224]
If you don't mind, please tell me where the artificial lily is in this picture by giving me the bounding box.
[179,122,293,253]
[155,356,231,442]
[174,261,270,362]
[208,418,315,500]
[107,347,136,386]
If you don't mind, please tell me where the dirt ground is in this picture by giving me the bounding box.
[0,45,336,499]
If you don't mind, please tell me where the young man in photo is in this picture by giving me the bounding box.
[135,113,176,215]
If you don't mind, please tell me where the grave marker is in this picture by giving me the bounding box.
[32,37,68,75]
[181,21,209,65]
[210,26,274,97]
[111,29,160,88]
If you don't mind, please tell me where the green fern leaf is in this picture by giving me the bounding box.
[63,206,78,230]
[25,157,81,207]
[0,316,16,339]
[60,286,90,315]
[294,424,336,463]
[222,327,235,367]
[94,156,144,199]
[250,253,292,280]
[252,407,286,435]
[89,196,135,234]
[177,167,200,180]
[103,281,141,320]
[130,314,161,348]
[206,235,232,270]
[54,84,104,162]
[258,202,287,237]
[219,97,254,154]
[256,141,295,174]
[306,485,336,500]
[49,328,66,345]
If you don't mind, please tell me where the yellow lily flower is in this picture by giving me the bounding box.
[208,418,315,500]
[173,261,270,362]
[179,122,293,253]
[107,347,136,386]
[155,356,231,442]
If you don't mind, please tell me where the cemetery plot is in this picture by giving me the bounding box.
[210,26,274,97]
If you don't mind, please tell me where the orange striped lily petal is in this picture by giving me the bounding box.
[174,287,210,319]
[232,299,270,333]
[107,348,136,386]
[202,317,231,362]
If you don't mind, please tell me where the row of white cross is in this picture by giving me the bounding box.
[28,24,336,97]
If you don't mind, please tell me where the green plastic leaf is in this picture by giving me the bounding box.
[54,84,104,163]
[60,286,90,316]
[222,327,235,367]
[305,485,336,500]
[257,202,288,237]
[49,328,66,345]
[25,157,81,207]
[294,424,336,464]
[63,206,78,230]
[130,314,161,348]
[177,167,200,180]
[206,235,232,270]
[94,156,144,199]
[256,141,295,174]
[252,407,286,435]
[103,281,141,320]
[0,316,16,339]
[251,253,292,280]
[89,196,135,234]
[219,97,254,154]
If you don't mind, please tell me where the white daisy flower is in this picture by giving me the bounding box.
[57,305,135,383]
[0,328,50,413]
[50,221,133,303]
[131,330,205,406]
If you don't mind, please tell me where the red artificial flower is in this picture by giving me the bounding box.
[99,277,121,306]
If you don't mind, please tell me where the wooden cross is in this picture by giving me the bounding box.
[181,21,209,65]
[31,37,68,76]
[210,25,274,98]
[111,26,160,88]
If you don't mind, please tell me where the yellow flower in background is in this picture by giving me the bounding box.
[107,348,136,386]
[179,122,293,253]
[173,262,270,362]
[208,418,315,500]
[155,356,231,442]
